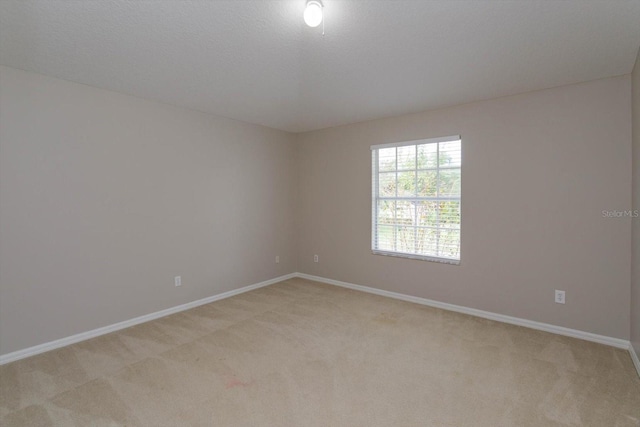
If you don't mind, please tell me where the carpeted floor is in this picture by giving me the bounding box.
[1,278,639,426]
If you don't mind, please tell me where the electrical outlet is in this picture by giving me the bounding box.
[175,276,181,287]
[314,254,319,263]
[555,290,565,304]
[275,255,280,264]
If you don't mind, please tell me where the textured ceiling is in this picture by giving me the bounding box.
[1,1,640,132]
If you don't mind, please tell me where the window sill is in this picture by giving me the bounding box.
[372,250,460,265]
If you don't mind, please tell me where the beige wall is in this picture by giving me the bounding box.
[632,49,640,356]
[297,75,632,339]
[0,66,298,355]
[0,65,635,357]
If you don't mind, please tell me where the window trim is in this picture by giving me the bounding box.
[371,135,461,265]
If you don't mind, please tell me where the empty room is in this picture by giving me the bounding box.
[1,1,640,425]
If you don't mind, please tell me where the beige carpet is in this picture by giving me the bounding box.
[1,278,639,426]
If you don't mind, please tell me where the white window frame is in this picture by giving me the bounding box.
[371,135,461,265]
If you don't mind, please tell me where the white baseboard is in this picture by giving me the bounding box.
[630,344,640,378]
[296,273,631,350]
[2,271,633,366]
[0,273,297,365]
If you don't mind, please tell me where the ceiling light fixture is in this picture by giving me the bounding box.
[303,0,323,28]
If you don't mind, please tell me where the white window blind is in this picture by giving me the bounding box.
[371,136,461,264]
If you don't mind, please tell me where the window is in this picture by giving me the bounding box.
[371,136,461,264]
